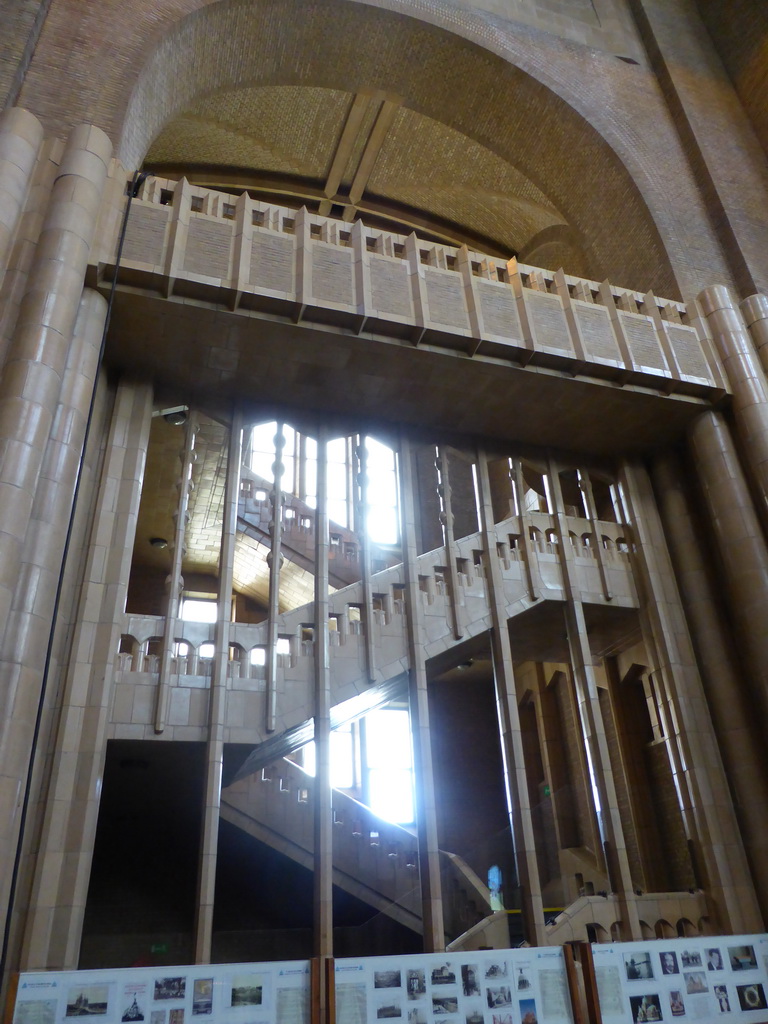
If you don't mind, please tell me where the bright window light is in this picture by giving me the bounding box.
[365,708,414,824]
[368,768,414,825]
[199,643,215,659]
[364,437,399,545]
[181,599,217,623]
[302,724,355,789]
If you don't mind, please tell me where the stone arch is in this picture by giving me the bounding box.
[18,0,731,296]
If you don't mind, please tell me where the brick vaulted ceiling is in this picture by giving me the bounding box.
[144,84,571,264]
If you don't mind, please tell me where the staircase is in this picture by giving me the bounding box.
[221,755,499,946]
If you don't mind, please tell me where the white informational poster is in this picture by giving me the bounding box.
[335,947,574,1024]
[13,960,311,1024]
[593,933,768,1023]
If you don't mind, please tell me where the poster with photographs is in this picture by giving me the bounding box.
[335,946,575,1024]
[12,960,311,1024]
[593,933,768,1023]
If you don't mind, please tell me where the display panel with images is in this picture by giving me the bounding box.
[335,946,575,1024]
[12,960,310,1024]
[593,934,768,1024]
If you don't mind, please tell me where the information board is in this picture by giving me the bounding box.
[335,947,574,1024]
[592,933,768,1023]
[12,959,311,1024]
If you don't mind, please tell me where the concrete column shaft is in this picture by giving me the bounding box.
[689,410,768,732]
[399,435,445,952]
[0,109,44,293]
[699,285,768,514]
[742,292,768,383]
[620,455,762,933]
[195,409,243,963]
[313,428,333,962]
[653,451,768,925]
[21,380,153,970]
[0,289,106,815]
[0,122,110,644]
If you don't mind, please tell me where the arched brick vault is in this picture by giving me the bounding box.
[19,0,732,299]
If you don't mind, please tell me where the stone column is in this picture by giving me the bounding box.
[21,380,153,969]
[313,427,333,994]
[688,410,768,734]
[0,136,61,369]
[399,435,444,951]
[620,455,763,933]
[0,122,110,645]
[653,450,768,924]
[0,288,107,928]
[195,408,243,962]
[742,292,768,381]
[547,457,641,940]
[154,413,197,733]
[0,108,44,292]
[476,450,547,946]
[698,285,768,514]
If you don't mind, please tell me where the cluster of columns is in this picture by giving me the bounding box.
[0,107,113,974]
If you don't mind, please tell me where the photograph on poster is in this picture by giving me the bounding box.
[728,946,757,971]
[705,949,724,971]
[628,994,662,1022]
[230,975,265,1007]
[191,980,212,1016]
[736,983,767,1011]
[168,1011,183,1024]
[625,953,654,981]
[713,985,730,1012]
[121,992,145,1022]
[407,1009,425,1024]
[490,1015,512,1024]
[432,996,458,1015]
[484,963,507,980]
[375,972,402,990]
[660,953,679,976]
[406,971,426,1000]
[66,985,110,1017]
[13,999,56,1024]
[376,998,402,1018]
[465,1006,483,1024]
[153,980,186,1002]
[150,1011,165,1024]
[519,997,537,1023]
[668,990,685,1017]
[461,966,480,997]
[683,972,707,994]
[431,966,456,987]
[486,987,512,1009]
[514,965,532,991]
[680,951,702,969]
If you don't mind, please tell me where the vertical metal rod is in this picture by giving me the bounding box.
[266,421,285,733]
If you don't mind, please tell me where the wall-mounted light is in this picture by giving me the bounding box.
[149,537,168,549]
